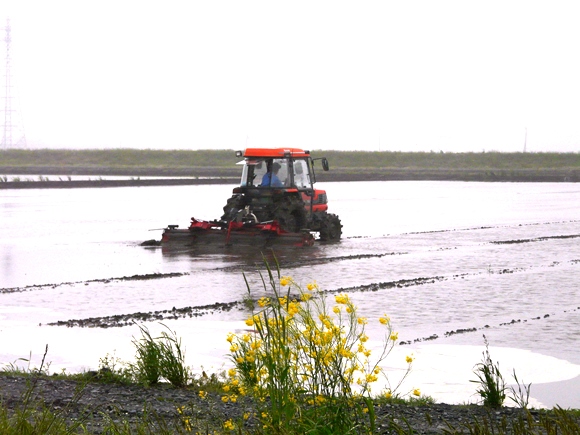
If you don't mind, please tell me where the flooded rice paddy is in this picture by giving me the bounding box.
[1,181,579,408]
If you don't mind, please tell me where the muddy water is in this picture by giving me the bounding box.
[1,181,580,408]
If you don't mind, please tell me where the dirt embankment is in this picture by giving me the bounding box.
[0,374,556,435]
[1,166,578,189]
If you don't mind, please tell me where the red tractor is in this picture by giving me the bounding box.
[160,148,341,247]
[221,148,342,241]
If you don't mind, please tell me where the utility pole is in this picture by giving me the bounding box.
[1,19,26,150]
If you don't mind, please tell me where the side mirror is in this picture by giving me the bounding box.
[321,158,330,171]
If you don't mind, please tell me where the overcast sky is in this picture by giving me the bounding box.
[1,1,579,153]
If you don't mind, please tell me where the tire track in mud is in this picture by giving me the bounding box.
[3,227,575,296]
[490,233,580,245]
[400,219,580,236]
[0,253,408,294]
[218,251,409,273]
[0,272,188,294]
[3,221,578,295]
[45,258,580,329]
[399,305,580,346]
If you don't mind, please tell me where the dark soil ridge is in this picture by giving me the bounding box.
[46,300,242,328]
[0,374,563,434]
[1,166,579,189]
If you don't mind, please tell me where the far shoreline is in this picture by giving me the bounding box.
[1,167,579,189]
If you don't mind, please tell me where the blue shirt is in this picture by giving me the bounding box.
[261,172,283,187]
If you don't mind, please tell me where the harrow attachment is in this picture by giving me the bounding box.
[161,217,315,248]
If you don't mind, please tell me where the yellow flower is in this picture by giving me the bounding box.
[406,355,414,363]
[357,316,368,325]
[413,388,421,397]
[257,297,270,307]
[245,317,254,327]
[228,368,237,377]
[280,276,291,286]
[384,390,392,399]
[287,301,300,316]
[243,412,251,420]
[221,396,229,403]
[379,315,390,325]
[339,348,352,358]
[359,333,369,343]
[390,332,399,341]
[229,343,239,352]
[226,333,234,343]
[306,282,317,291]
[335,294,349,304]
[301,292,312,301]
[223,419,235,430]
[363,407,369,414]
[333,305,340,314]
[366,373,378,383]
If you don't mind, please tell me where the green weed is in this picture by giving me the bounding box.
[471,335,507,408]
[130,323,190,388]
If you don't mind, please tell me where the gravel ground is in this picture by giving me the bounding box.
[0,374,563,434]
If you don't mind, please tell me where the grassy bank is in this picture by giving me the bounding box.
[1,148,579,183]
[1,148,579,170]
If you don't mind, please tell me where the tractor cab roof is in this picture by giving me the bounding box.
[237,148,311,159]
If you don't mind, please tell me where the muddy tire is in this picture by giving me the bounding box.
[318,213,342,241]
[272,197,307,233]
[221,196,244,222]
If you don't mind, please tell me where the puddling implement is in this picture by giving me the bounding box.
[162,217,315,248]
[160,147,342,248]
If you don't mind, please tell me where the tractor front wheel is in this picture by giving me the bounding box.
[318,213,342,241]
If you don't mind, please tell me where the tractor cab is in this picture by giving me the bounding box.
[236,148,325,191]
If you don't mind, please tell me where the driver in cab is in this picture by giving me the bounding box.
[260,161,283,187]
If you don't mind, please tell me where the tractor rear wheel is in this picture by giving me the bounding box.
[318,213,342,241]
[221,196,243,222]
[272,197,307,233]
